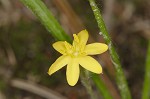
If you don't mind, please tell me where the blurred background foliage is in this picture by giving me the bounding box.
[0,0,150,99]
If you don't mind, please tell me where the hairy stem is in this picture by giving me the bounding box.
[80,70,97,99]
[88,0,131,99]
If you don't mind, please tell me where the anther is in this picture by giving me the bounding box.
[73,34,79,43]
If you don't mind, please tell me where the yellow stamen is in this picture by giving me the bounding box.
[73,34,79,43]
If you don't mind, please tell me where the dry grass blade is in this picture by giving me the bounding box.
[52,0,84,33]
[10,79,67,99]
[0,91,6,99]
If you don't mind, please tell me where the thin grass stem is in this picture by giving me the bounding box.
[88,0,131,99]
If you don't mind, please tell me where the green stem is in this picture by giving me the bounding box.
[92,74,113,99]
[88,0,131,99]
[142,41,150,99]
[20,0,71,43]
[80,70,97,99]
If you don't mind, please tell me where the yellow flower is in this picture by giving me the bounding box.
[48,30,108,86]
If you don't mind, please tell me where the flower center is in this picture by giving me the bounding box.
[73,51,79,56]
[64,35,87,57]
[66,47,86,57]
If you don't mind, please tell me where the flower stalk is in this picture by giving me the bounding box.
[80,69,97,99]
[88,0,131,99]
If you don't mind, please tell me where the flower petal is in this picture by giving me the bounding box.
[66,58,79,86]
[85,43,108,55]
[77,30,89,46]
[53,41,66,54]
[79,56,102,74]
[48,55,70,75]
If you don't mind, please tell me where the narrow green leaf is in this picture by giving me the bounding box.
[20,0,71,42]
[92,74,113,99]
[142,41,150,99]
